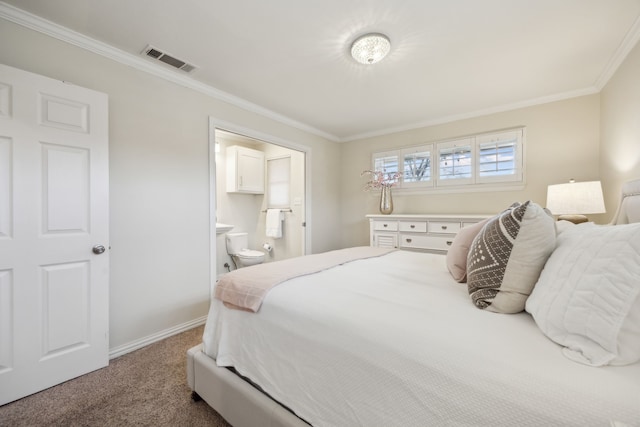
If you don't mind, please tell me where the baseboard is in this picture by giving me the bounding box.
[108,315,207,360]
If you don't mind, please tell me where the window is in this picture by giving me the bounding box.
[401,146,432,188]
[370,128,524,191]
[267,156,290,208]
[373,150,399,177]
[437,138,473,186]
[476,131,522,183]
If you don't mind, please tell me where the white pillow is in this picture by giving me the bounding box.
[526,222,640,366]
[554,219,575,236]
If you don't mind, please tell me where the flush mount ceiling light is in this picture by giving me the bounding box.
[350,33,391,65]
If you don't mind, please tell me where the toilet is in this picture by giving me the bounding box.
[225,232,265,268]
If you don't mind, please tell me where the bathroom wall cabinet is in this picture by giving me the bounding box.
[367,214,489,253]
[226,145,265,194]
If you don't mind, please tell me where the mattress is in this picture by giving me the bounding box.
[202,250,640,426]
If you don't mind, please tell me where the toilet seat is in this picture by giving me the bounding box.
[237,249,264,259]
[233,249,265,267]
[226,233,265,268]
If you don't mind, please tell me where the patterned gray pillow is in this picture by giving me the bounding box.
[467,201,556,313]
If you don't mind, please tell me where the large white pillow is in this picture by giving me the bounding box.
[466,201,556,313]
[526,222,640,366]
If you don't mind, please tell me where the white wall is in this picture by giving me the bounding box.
[340,95,602,247]
[600,40,640,219]
[0,19,342,351]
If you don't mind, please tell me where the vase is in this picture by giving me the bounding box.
[379,186,393,214]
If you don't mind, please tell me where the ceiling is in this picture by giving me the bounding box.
[3,0,640,141]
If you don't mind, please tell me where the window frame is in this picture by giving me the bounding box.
[370,128,525,193]
[436,137,474,187]
[372,150,400,178]
[400,145,434,189]
[475,130,523,184]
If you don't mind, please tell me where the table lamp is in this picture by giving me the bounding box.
[546,180,606,224]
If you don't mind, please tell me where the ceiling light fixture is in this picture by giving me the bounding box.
[350,33,391,65]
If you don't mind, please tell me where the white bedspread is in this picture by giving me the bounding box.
[203,250,640,426]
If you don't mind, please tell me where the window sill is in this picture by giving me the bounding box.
[386,182,526,195]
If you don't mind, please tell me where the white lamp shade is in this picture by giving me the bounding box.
[546,181,606,215]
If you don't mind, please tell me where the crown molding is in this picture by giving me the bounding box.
[594,13,640,90]
[0,2,340,142]
[342,86,599,142]
[2,1,638,144]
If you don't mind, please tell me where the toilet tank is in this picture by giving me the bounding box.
[226,232,248,255]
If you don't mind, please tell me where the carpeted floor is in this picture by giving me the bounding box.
[0,325,231,427]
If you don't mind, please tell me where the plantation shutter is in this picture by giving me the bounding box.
[476,130,523,183]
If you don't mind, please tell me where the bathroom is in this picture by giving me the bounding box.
[213,128,307,278]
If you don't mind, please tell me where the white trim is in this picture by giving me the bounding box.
[208,120,218,299]
[344,87,597,142]
[3,1,639,143]
[108,316,207,360]
[595,14,640,90]
[391,182,526,195]
[363,181,526,196]
[0,2,339,142]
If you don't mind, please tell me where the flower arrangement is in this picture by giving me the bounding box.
[360,170,401,191]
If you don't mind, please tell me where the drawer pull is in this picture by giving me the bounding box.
[446,241,453,246]
[410,224,415,228]
[441,225,448,230]
[383,224,388,228]
[405,238,412,243]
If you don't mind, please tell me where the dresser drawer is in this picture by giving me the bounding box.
[427,221,461,234]
[373,220,398,231]
[368,214,489,254]
[399,234,455,251]
[398,221,427,232]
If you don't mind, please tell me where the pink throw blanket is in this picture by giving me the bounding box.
[215,246,396,312]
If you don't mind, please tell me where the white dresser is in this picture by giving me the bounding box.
[367,214,490,253]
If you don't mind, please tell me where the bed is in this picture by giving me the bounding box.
[187,179,640,427]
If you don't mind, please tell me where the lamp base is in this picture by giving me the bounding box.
[557,214,588,224]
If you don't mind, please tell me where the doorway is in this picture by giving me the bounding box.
[208,118,310,287]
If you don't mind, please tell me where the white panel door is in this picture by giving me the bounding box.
[0,63,109,405]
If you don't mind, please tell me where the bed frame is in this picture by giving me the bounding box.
[187,344,306,426]
[187,178,640,427]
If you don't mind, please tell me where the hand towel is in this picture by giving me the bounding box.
[266,209,283,239]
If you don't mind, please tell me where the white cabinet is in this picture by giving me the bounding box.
[226,145,265,194]
[367,214,489,253]
[370,219,398,248]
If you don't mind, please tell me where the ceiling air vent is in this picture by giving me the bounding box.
[141,45,197,73]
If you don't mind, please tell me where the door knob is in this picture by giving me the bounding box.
[92,245,106,254]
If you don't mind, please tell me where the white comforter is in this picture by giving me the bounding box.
[203,250,640,426]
